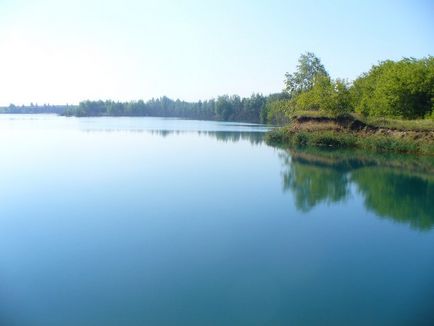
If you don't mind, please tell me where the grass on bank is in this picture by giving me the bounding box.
[266,113,434,155]
[360,116,434,132]
[266,129,434,155]
[289,111,434,131]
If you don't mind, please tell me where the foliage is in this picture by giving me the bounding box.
[260,92,290,124]
[351,57,434,119]
[0,104,70,114]
[266,127,434,155]
[294,75,352,115]
[355,114,434,131]
[284,52,329,96]
[63,94,267,123]
[284,54,433,120]
[264,99,293,125]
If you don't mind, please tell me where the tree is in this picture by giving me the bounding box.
[351,56,434,119]
[215,95,234,120]
[284,52,329,96]
[261,92,291,123]
[264,99,293,125]
[294,75,352,115]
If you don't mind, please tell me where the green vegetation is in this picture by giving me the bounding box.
[266,117,434,155]
[351,57,434,119]
[355,114,434,131]
[62,94,270,123]
[294,75,352,115]
[266,53,434,121]
[284,52,329,96]
[0,103,71,114]
[262,93,291,125]
[265,53,434,154]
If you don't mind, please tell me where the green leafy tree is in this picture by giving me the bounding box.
[261,93,291,124]
[351,57,434,119]
[215,95,234,120]
[294,75,352,115]
[265,99,293,125]
[284,52,329,96]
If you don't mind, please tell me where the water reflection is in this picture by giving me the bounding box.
[280,148,434,230]
[149,130,266,145]
[83,128,266,145]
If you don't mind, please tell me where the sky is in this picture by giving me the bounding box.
[0,0,433,106]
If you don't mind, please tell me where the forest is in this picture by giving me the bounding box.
[0,104,71,114]
[62,94,271,123]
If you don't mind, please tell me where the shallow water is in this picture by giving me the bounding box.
[0,115,433,325]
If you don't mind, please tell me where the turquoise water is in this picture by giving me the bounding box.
[0,115,433,325]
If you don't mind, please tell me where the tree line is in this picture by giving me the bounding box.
[266,52,434,124]
[0,104,71,114]
[62,94,271,123]
[4,52,433,123]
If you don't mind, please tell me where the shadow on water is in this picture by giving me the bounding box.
[279,147,434,231]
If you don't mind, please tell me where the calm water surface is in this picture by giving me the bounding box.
[0,115,433,325]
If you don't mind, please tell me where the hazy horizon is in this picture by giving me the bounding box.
[1,0,433,106]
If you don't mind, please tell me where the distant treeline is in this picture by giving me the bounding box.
[0,104,70,114]
[62,94,285,123]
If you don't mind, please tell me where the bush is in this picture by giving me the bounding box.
[294,75,352,116]
[264,99,293,125]
[351,57,434,119]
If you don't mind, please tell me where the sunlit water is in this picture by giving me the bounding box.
[0,114,433,326]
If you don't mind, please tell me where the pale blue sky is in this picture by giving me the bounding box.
[1,0,433,105]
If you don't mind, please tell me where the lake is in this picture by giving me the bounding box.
[0,114,433,325]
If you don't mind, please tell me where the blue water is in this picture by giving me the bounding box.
[0,115,433,325]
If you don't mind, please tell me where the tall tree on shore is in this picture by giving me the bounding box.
[284,52,328,96]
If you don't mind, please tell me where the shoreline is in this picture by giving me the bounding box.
[265,114,434,155]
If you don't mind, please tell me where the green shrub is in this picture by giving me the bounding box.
[352,57,434,119]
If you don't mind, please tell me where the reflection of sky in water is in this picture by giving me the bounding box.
[0,114,271,133]
[0,115,433,326]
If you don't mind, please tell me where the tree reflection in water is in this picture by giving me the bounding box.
[279,148,434,230]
